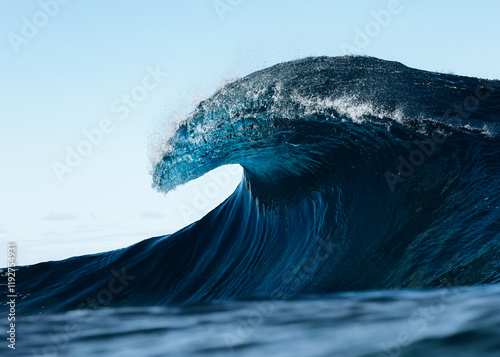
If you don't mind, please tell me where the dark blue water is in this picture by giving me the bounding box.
[3,56,500,356]
[3,285,500,357]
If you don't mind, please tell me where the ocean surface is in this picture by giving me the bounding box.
[6,285,500,357]
[3,56,500,356]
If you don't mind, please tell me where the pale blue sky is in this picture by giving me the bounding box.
[1,0,499,265]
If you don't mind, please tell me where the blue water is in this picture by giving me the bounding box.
[4,285,500,357]
[3,56,500,356]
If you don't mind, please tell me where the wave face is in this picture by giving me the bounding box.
[10,56,500,314]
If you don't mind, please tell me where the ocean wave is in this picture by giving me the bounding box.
[6,56,500,315]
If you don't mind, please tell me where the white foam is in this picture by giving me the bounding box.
[292,93,406,124]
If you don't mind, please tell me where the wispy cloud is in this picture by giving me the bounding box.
[141,211,165,219]
[42,212,77,221]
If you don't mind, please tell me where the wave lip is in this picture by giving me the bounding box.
[152,56,500,199]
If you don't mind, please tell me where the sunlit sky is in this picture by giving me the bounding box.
[1,0,499,266]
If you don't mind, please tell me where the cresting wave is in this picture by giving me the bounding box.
[7,56,500,314]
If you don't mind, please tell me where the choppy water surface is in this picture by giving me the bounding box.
[10,285,500,356]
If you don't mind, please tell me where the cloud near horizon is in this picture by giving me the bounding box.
[42,212,78,221]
